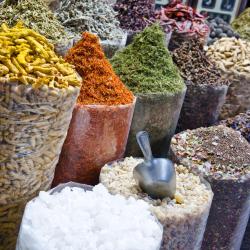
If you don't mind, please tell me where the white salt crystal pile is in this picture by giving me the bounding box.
[17,184,163,250]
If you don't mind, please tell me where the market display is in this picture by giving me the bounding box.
[100,157,213,250]
[172,38,229,131]
[171,125,250,250]
[52,32,134,186]
[155,0,209,50]
[111,24,186,157]
[17,184,163,250]
[56,0,126,57]
[207,17,240,45]
[206,37,250,118]
[0,22,81,249]
[231,8,250,42]
[220,110,250,143]
[0,0,71,55]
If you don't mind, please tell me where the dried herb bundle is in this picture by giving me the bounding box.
[114,0,156,32]
[172,39,228,86]
[0,0,68,43]
[56,0,124,41]
[111,24,185,94]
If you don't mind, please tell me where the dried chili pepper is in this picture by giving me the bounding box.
[65,32,133,105]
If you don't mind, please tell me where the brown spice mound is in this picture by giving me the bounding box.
[172,125,250,179]
[65,32,134,105]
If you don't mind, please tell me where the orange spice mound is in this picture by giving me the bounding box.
[65,32,134,105]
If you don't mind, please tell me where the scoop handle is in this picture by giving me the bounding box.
[136,131,153,162]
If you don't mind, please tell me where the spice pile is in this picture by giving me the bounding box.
[155,0,209,49]
[206,37,250,75]
[0,0,68,44]
[113,0,156,32]
[65,32,133,105]
[17,184,163,250]
[220,110,250,143]
[208,17,240,45]
[100,157,213,249]
[111,24,184,94]
[173,39,228,86]
[231,8,250,42]
[171,125,250,249]
[56,0,124,42]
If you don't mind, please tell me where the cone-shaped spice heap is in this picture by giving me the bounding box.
[65,32,134,105]
[111,24,185,94]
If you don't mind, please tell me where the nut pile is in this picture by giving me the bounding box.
[113,0,156,32]
[205,37,250,75]
[0,23,80,249]
[220,110,250,143]
[171,125,250,249]
[56,0,124,42]
[208,17,240,45]
[100,157,213,250]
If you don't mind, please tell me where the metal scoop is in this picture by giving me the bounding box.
[133,131,176,199]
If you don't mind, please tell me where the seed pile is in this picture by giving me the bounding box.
[56,0,124,42]
[0,0,68,43]
[111,24,185,94]
[155,0,209,35]
[100,157,213,250]
[220,111,250,143]
[231,8,250,42]
[0,22,80,88]
[172,38,228,86]
[113,0,156,32]
[205,37,250,75]
[65,32,133,105]
[208,17,240,45]
[171,125,250,180]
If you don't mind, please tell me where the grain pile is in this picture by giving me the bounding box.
[100,157,213,250]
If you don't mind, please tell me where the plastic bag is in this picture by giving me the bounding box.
[17,181,163,250]
[125,88,186,158]
[201,177,250,250]
[220,71,250,119]
[168,30,209,51]
[52,100,135,186]
[177,82,228,132]
[0,81,79,249]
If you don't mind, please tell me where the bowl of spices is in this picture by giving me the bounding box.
[55,0,126,58]
[0,22,81,249]
[52,32,135,187]
[171,125,250,250]
[206,37,250,119]
[113,0,156,45]
[111,24,186,158]
[155,0,210,51]
[0,0,73,56]
[100,157,213,250]
[172,38,229,132]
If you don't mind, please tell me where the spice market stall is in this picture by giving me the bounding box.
[100,157,213,250]
[52,32,135,187]
[172,38,229,131]
[111,24,186,157]
[0,23,81,250]
[171,125,250,250]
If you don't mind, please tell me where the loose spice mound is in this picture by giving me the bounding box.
[0,0,68,43]
[231,8,250,42]
[172,38,229,86]
[65,32,133,105]
[56,0,124,42]
[0,22,81,88]
[171,125,250,180]
[113,0,156,32]
[111,24,185,94]
[220,111,250,143]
